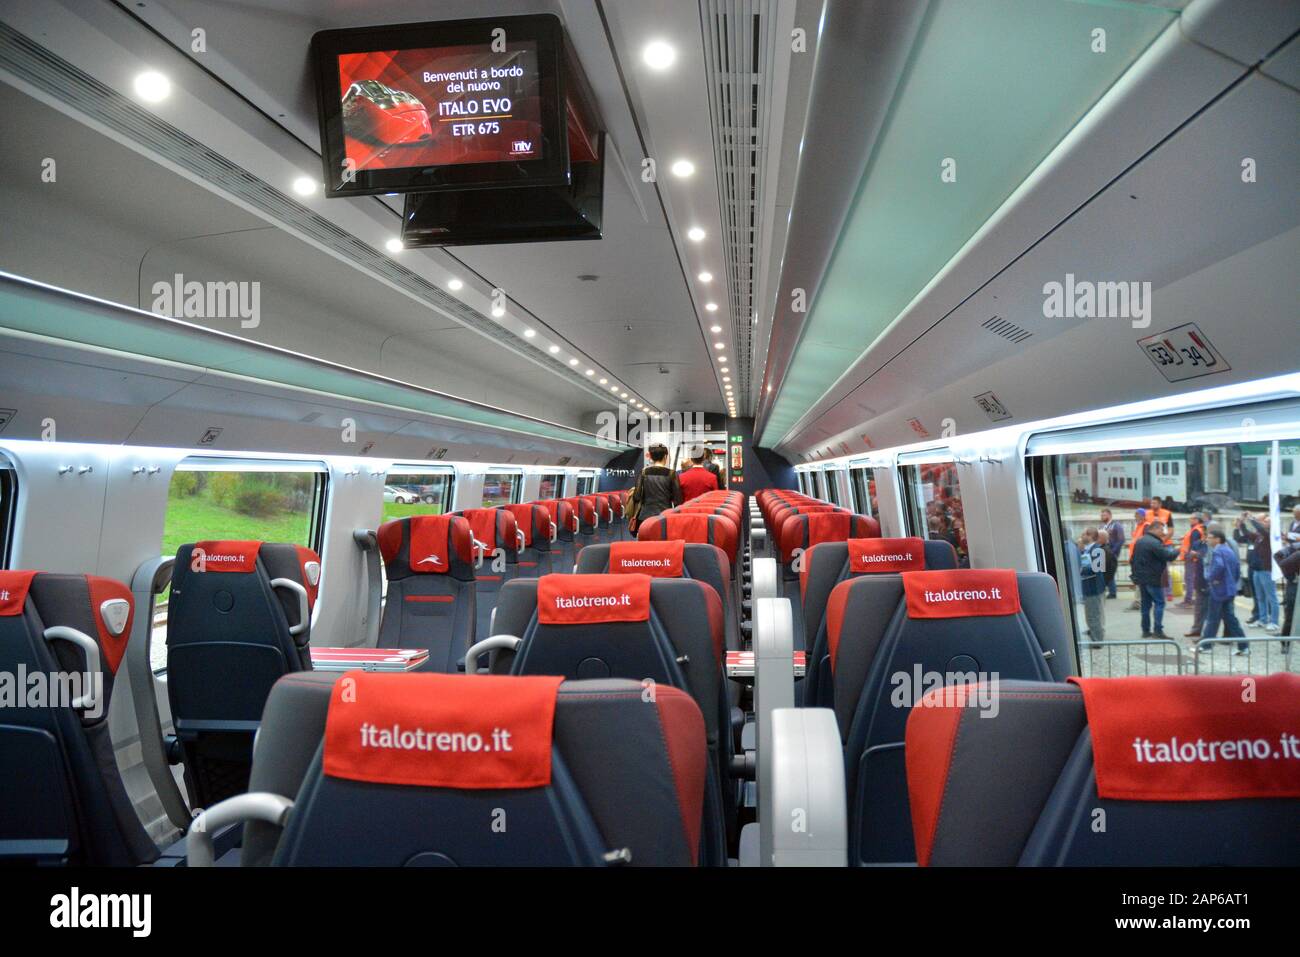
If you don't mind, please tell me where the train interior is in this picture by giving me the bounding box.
[0,0,1297,898]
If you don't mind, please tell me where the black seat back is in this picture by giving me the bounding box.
[828,569,1074,865]
[377,515,477,671]
[167,540,320,808]
[905,675,1300,866]
[0,571,157,865]
[245,671,709,867]
[801,538,957,705]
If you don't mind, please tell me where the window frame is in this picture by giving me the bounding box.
[848,464,876,517]
[0,453,15,569]
[385,464,456,515]
[537,471,566,499]
[169,456,330,555]
[482,467,524,507]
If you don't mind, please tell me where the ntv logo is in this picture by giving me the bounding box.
[595,405,706,446]
[151,273,261,329]
[1042,273,1151,329]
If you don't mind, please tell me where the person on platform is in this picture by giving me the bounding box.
[1131,518,1179,639]
[1099,508,1125,599]
[1200,524,1248,655]
[1079,526,1107,642]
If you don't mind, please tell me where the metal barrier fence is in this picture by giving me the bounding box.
[1192,635,1297,675]
[1078,638,1185,677]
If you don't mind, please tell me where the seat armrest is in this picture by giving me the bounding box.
[769,708,846,866]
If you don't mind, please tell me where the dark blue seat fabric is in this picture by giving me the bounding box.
[825,570,1074,865]
[241,671,709,867]
[801,538,957,707]
[491,574,732,864]
[377,514,477,672]
[506,503,556,577]
[453,507,520,639]
[0,571,158,865]
[167,540,321,809]
[905,677,1300,866]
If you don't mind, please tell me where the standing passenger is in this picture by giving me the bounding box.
[678,451,720,502]
[702,447,723,487]
[626,443,682,534]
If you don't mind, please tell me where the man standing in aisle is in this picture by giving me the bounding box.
[1131,518,1180,639]
[678,449,719,502]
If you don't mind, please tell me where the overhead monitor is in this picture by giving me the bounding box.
[311,15,569,197]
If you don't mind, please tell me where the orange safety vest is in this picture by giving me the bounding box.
[1178,521,1204,560]
[1129,521,1150,558]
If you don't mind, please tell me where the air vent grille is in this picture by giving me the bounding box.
[0,21,614,405]
[700,0,780,415]
[980,315,1034,344]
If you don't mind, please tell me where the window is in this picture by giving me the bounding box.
[0,458,15,568]
[538,472,565,499]
[849,465,879,517]
[482,470,523,507]
[1039,437,1300,679]
[385,468,453,520]
[899,457,969,568]
[797,472,808,494]
[573,472,597,496]
[825,469,843,506]
[811,470,826,500]
[158,458,328,672]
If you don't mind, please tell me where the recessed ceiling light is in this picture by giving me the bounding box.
[721,367,729,373]
[569,358,580,366]
[491,304,506,317]
[698,271,712,283]
[718,356,728,363]
[710,325,722,333]
[133,70,171,102]
[687,227,706,242]
[599,377,608,385]
[385,238,404,253]
[523,328,535,338]
[549,345,560,354]
[620,392,628,399]
[714,342,725,349]
[447,278,464,291]
[767,384,773,393]
[723,377,731,382]
[585,369,594,376]
[643,40,676,71]
[611,386,619,393]
[670,159,695,178]
[705,302,718,312]
[291,176,318,196]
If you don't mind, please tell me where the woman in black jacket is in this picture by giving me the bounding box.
[627,443,683,533]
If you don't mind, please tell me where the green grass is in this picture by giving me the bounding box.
[381,502,445,523]
[161,493,311,558]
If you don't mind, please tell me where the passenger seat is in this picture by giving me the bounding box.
[505,502,556,577]
[233,671,710,866]
[167,540,321,808]
[490,573,732,863]
[0,571,158,865]
[826,568,1073,865]
[454,507,520,639]
[376,515,477,671]
[905,674,1300,865]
